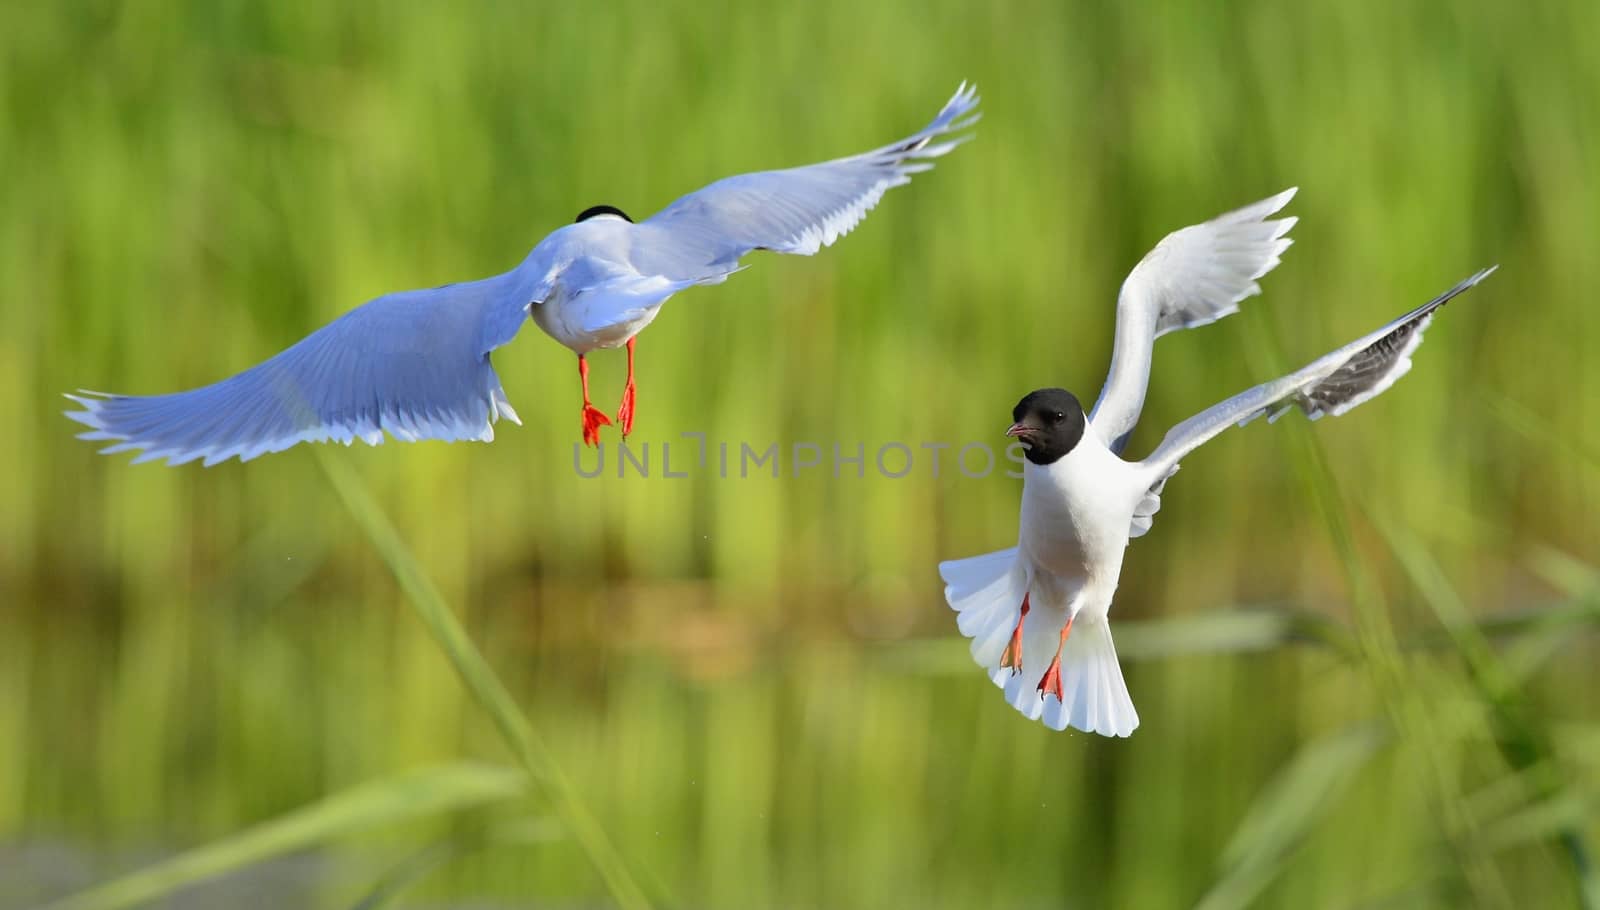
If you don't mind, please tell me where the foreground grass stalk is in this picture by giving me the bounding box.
[1377,517,1599,910]
[317,451,653,910]
[36,764,526,910]
[1282,427,1512,903]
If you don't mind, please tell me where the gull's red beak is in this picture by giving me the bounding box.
[1006,422,1033,438]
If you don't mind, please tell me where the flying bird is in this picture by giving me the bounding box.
[66,84,980,464]
[939,190,1494,736]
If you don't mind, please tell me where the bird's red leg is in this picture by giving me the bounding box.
[578,354,611,446]
[1037,615,1075,701]
[616,337,637,437]
[999,592,1030,674]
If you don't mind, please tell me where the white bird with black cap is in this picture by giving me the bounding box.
[940,190,1495,737]
[66,83,979,462]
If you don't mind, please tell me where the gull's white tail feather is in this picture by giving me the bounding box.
[941,550,1140,737]
[1040,620,1138,737]
[939,547,1026,668]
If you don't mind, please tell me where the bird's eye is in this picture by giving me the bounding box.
[1051,411,1065,423]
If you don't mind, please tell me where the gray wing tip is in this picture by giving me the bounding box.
[947,80,980,107]
[63,391,111,428]
[1284,267,1495,426]
[826,83,981,183]
[1421,264,1498,314]
[1452,264,1499,292]
[931,81,981,130]
[63,389,113,406]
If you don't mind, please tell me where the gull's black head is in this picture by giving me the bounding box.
[1008,388,1086,465]
[575,204,633,223]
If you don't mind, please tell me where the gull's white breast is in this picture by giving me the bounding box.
[1018,430,1147,618]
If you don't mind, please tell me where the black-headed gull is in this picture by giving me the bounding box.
[940,191,1494,737]
[66,84,980,463]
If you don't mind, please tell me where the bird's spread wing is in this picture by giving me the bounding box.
[66,273,541,466]
[1134,268,1496,504]
[1089,189,1298,454]
[629,83,980,280]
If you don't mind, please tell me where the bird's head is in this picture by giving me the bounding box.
[1007,388,1086,465]
[574,205,634,224]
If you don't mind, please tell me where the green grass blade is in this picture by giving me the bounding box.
[1486,394,1600,470]
[347,816,563,910]
[35,763,526,910]
[1194,724,1387,910]
[1376,515,1599,910]
[1471,782,1600,855]
[316,450,654,910]
[1525,544,1600,599]
[1473,789,1600,909]
[1114,605,1360,660]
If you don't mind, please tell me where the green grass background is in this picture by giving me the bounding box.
[3,0,1599,907]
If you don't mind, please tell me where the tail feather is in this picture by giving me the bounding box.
[1039,620,1138,737]
[942,549,1139,737]
[940,547,1026,668]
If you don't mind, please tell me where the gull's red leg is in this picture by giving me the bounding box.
[616,337,637,437]
[1037,615,1075,701]
[578,354,611,446]
[999,592,1030,674]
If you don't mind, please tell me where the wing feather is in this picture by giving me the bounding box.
[630,83,979,280]
[1090,189,1298,454]
[1134,267,1496,502]
[65,273,538,466]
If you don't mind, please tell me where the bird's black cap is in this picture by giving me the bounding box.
[1008,388,1086,465]
[575,205,633,223]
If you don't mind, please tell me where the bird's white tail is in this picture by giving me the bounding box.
[1034,619,1138,737]
[939,547,1028,668]
[940,549,1139,738]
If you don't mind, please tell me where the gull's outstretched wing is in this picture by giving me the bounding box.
[1090,189,1298,454]
[629,83,980,280]
[1137,267,1496,490]
[65,272,543,466]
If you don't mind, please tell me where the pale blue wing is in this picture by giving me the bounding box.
[66,271,542,466]
[1090,189,1298,455]
[1138,267,1496,484]
[630,83,979,280]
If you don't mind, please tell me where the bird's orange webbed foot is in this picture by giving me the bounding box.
[581,404,612,447]
[1037,655,1064,701]
[1036,615,1074,700]
[576,352,613,446]
[999,592,1030,674]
